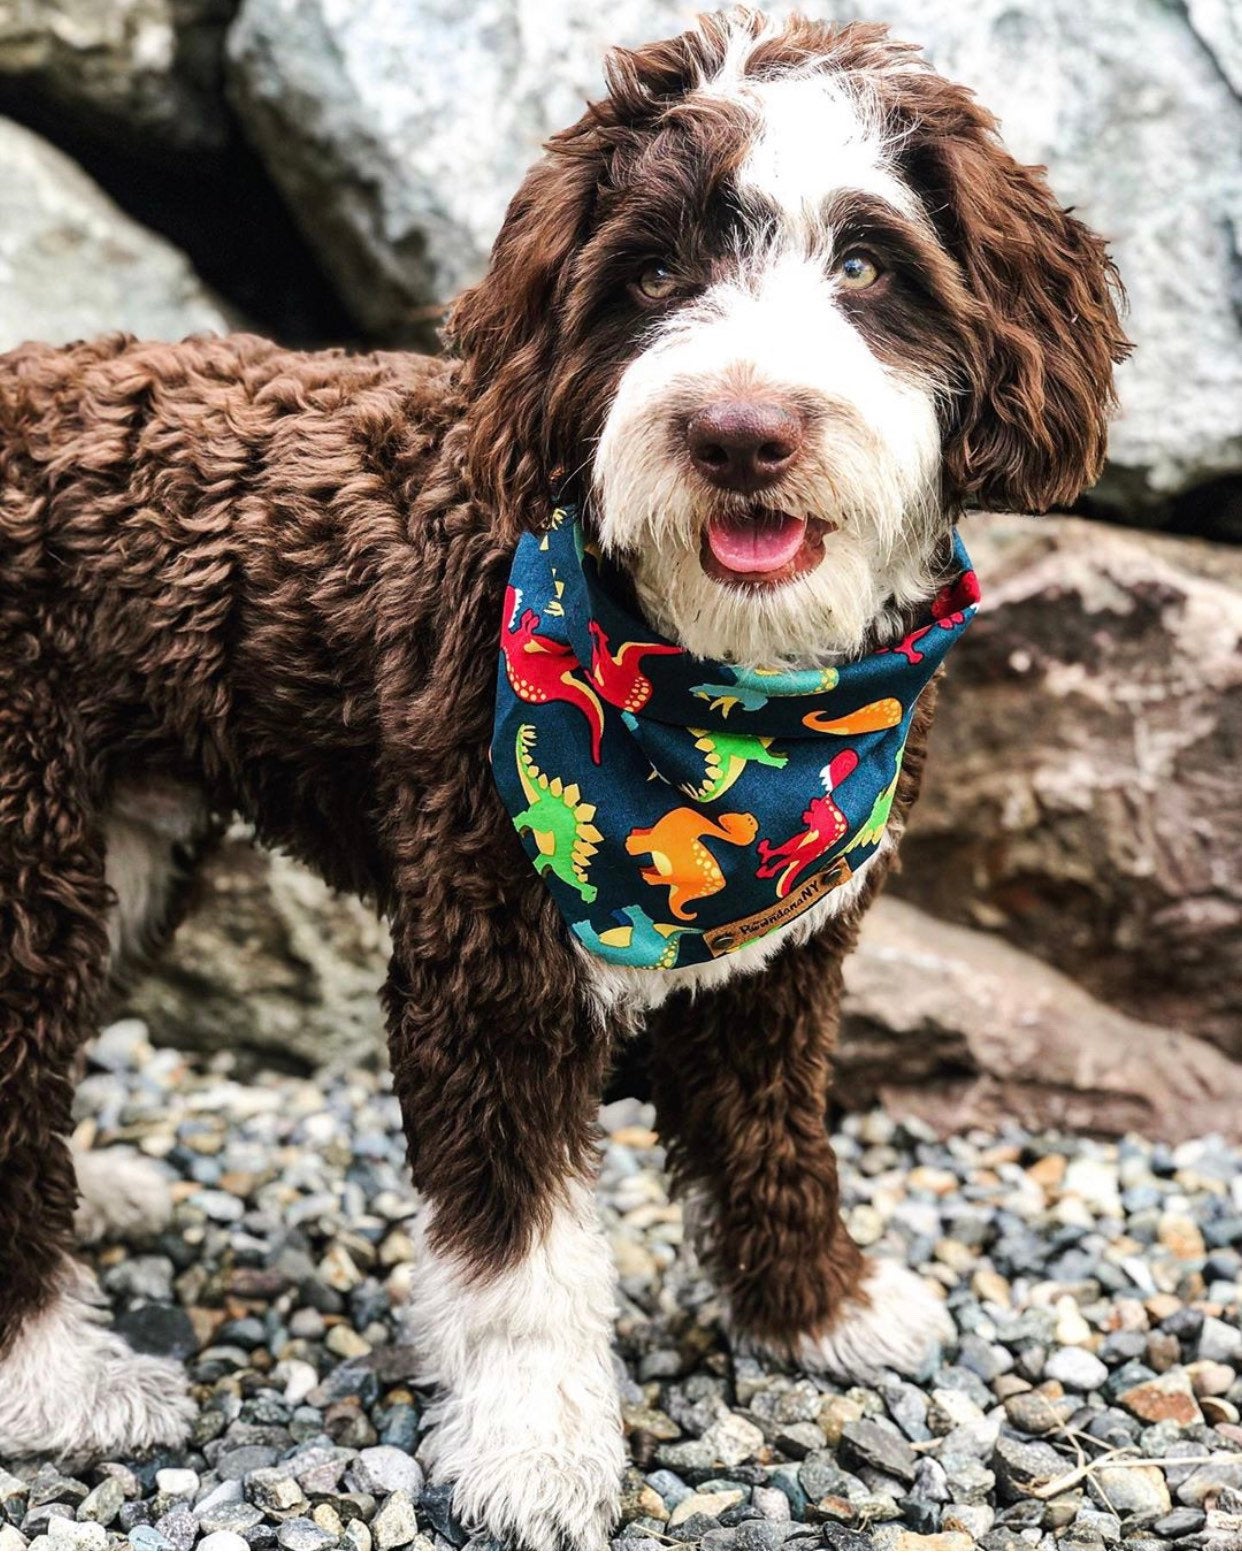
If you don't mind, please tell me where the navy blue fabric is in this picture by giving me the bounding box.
[493,507,979,969]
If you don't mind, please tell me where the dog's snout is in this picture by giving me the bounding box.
[686,400,804,493]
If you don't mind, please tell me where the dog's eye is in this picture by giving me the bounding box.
[837,251,881,290]
[633,262,680,302]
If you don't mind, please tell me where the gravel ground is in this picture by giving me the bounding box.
[1,1019,1241,1553]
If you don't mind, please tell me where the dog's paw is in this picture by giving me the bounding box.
[421,1403,623,1551]
[0,1268,194,1463]
[796,1260,953,1383]
[73,1147,173,1245]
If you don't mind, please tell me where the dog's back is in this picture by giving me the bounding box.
[0,332,463,898]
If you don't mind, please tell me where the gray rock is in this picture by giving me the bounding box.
[226,1,690,340]
[839,1419,917,1485]
[154,1504,200,1550]
[124,1527,174,1552]
[774,1421,826,1459]
[1044,1346,1108,1393]
[1177,1461,1242,1507]
[0,118,230,353]
[197,1502,267,1536]
[944,1460,997,1505]
[1197,1316,1242,1364]
[43,1516,111,1552]
[275,1517,336,1550]
[991,1436,1074,1502]
[1003,1391,1073,1436]
[346,1446,423,1499]
[0,0,234,152]
[244,1471,307,1518]
[105,1255,176,1304]
[127,837,391,1067]
[1093,1463,1172,1521]
[78,1477,126,1527]
[370,1489,418,1549]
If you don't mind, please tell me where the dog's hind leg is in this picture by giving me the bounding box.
[0,674,194,1463]
[70,778,214,1248]
[385,896,623,1551]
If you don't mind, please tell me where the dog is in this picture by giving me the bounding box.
[0,8,1126,1548]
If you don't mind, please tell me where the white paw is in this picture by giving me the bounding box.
[406,1182,623,1549]
[73,1147,173,1245]
[0,1267,195,1463]
[421,1390,623,1550]
[797,1260,954,1383]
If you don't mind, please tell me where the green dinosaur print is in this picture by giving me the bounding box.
[845,743,905,852]
[512,725,602,903]
[684,729,788,802]
[692,665,840,716]
[571,905,699,968]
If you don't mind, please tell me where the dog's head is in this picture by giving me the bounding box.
[449,9,1128,665]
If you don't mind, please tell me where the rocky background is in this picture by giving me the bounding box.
[1,0,1239,1138]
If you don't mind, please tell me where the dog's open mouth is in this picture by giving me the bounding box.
[700,508,833,588]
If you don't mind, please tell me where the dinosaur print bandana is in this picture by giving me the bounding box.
[492,506,979,971]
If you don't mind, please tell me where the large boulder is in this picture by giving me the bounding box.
[838,898,1242,1141]
[225,0,1240,501]
[225,0,690,342]
[897,514,1241,1058]
[122,837,391,1070]
[815,0,1242,512]
[0,115,231,350]
[0,0,237,153]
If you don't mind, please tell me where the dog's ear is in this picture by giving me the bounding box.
[446,144,602,538]
[902,88,1130,513]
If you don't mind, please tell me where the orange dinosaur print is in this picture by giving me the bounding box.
[801,697,902,736]
[626,808,758,922]
[588,621,683,713]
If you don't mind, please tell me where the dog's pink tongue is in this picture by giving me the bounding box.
[706,511,807,575]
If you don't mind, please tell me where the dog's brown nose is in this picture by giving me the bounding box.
[686,400,804,492]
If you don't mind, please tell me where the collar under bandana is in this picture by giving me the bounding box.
[492,507,979,970]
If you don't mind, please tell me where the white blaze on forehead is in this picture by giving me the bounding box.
[699,35,915,230]
[738,74,914,222]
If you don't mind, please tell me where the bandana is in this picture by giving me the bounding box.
[492,506,979,971]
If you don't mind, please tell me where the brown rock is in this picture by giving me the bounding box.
[1145,1331,1182,1373]
[1158,1213,1207,1261]
[1119,1368,1204,1425]
[1029,1154,1067,1190]
[893,1536,975,1551]
[838,899,1242,1141]
[895,515,1242,1057]
[818,1396,864,1447]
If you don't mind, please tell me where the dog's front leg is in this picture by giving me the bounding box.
[385,911,622,1550]
[648,930,951,1381]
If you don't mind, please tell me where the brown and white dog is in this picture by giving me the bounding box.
[0,9,1125,1548]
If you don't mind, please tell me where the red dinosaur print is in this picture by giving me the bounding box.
[756,749,859,898]
[588,622,683,714]
[933,569,981,622]
[501,585,605,762]
[883,571,980,665]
